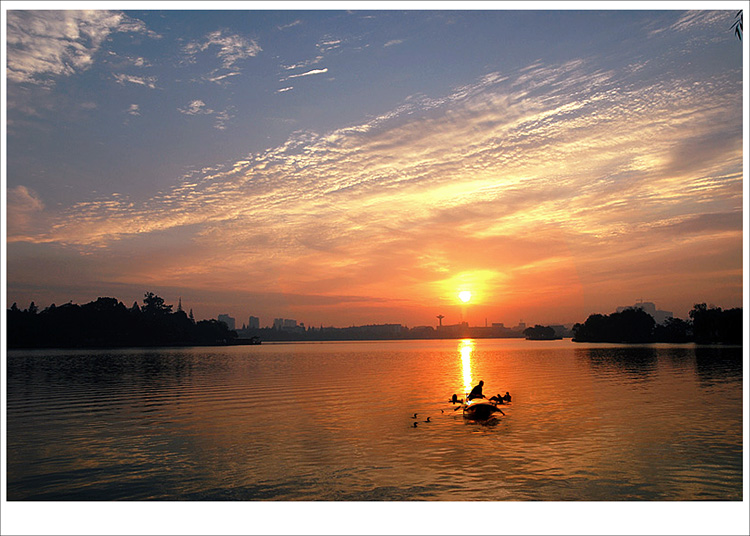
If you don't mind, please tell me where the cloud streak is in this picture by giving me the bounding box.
[283,68,329,81]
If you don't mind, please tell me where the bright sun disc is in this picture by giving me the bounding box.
[458,291,472,303]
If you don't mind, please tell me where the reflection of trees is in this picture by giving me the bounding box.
[579,347,658,380]
[694,346,743,386]
[7,294,237,348]
[7,351,198,391]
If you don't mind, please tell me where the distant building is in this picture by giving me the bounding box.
[273,318,304,331]
[512,321,526,332]
[218,314,236,331]
[616,301,673,325]
[248,316,260,329]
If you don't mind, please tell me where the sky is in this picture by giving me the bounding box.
[3,2,747,329]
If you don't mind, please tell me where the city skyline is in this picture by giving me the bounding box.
[5,5,745,329]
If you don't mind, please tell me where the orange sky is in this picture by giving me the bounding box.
[5,9,745,328]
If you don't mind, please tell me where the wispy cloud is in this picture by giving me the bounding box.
[183,29,261,70]
[179,100,214,115]
[284,68,328,81]
[6,10,155,84]
[282,57,324,71]
[113,73,158,89]
[127,104,141,116]
[317,39,342,53]
[278,20,302,31]
[12,54,742,319]
[384,39,404,47]
[178,100,233,130]
[277,87,294,93]
[7,186,46,239]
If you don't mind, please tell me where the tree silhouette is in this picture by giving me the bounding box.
[7,293,238,348]
[142,292,173,314]
[731,10,742,41]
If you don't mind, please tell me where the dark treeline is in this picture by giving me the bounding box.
[8,296,743,349]
[523,325,562,340]
[7,293,237,349]
[573,304,743,344]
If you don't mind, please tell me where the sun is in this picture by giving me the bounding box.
[458,291,472,303]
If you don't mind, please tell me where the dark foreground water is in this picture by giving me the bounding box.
[6,339,743,502]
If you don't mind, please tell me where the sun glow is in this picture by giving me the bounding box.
[458,290,472,303]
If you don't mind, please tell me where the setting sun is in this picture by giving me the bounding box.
[458,291,472,303]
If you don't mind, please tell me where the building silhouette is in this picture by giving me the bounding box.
[218,314,236,331]
[616,300,672,325]
[273,318,305,332]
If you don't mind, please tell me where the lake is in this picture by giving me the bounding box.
[6,338,743,506]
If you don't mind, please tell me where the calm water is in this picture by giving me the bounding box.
[6,339,743,501]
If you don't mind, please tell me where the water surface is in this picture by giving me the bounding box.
[6,339,743,501]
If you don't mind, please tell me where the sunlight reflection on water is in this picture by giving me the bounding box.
[6,340,743,501]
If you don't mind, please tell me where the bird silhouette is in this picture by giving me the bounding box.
[424,417,431,423]
[412,413,418,419]
[412,422,418,428]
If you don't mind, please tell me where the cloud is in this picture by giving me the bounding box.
[178,100,233,130]
[284,68,328,81]
[113,73,158,89]
[183,29,261,70]
[277,87,294,93]
[669,10,728,32]
[317,39,342,53]
[7,186,46,238]
[278,20,302,31]
[282,57,324,71]
[213,108,234,130]
[179,100,214,115]
[21,56,743,321]
[206,72,241,84]
[127,104,141,116]
[384,39,404,47]
[6,10,154,84]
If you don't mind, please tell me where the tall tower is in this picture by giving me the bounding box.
[437,314,445,328]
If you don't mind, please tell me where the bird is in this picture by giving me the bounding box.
[412,413,418,419]
[412,422,418,428]
[424,417,431,423]
[441,409,444,414]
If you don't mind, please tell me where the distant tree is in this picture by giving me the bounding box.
[523,325,558,340]
[189,308,195,323]
[28,301,38,314]
[690,303,742,344]
[573,308,655,343]
[653,316,692,343]
[10,302,19,312]
[142,292,172,314]
[194,319,237,345]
